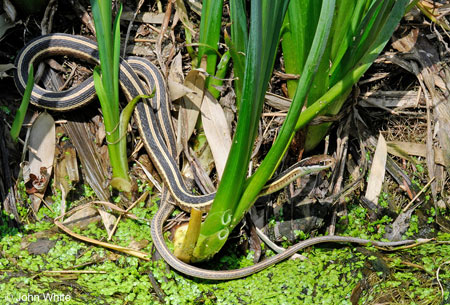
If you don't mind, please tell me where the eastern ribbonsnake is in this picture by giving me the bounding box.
[14,34,417,280]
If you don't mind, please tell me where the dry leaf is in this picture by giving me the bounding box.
[0,63,14,78]
[0,13,14,41]
[28,112,55,179]
[359,91,421,108]
[201,91,232,179]
[3,0,16,22]
[392,28,446,91]
[62,207,101,229]
[177,68,206,155]
[384,209,414,241]
[433,96,450,168]
[54,143,79,196]
[219,92,236,131]
[98,209,117,237]
[174,0,197,35]
[27,238,57,255]
[387,141,447,166]
[168,80,193,101]
[23,113,55,212]
[169,52,184,84]
[120,12,164,24]
[168,52,192,100]
[64,120,110,201]
[185,0,202,15]
[30,193,43,214]
[128,239,150,251]
[125,45,155,57]
[265,92,291,111]
[92,115,106,147]
[365,133,387,205]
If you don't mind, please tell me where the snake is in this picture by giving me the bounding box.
[14,33,418,280]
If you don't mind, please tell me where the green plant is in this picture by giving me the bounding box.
[90,0,128,192]
[196,0,231,99]
[406,214,419,237]
[192,0,334,261]
[90,0,150,193]
[282,0,409,150]
[192,0,410,262]
[226,0,247,105]
[10,65,33,142]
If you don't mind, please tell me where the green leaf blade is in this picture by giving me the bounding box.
[195,0,290,261]
[232,0,336,228]
[11,65,34,142]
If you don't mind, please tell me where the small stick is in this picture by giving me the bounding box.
[133,38,157,43]
[123,0,145,58]
[108,191,149,240]
[436,261,450,299]
[58,63,78,91]
[402,177,435,213]
[135,159,162,193]
[42,270,107,274]
[156,0,174,75]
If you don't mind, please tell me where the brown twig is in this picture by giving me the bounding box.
[107,191,149,240]
[402,177,435,213]
[42,270,107,274]
[156,0,174,76]
[58,63,78,91]
[123,0,145,58]
[54,203,151,260]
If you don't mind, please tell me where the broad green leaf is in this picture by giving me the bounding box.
[93,66,114,138]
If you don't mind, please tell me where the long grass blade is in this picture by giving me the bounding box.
[90,0,114,104]
[228,0,248,105]
[282,0,321,97]
[10,65,34,142]
[194,0,290,261]
[197,0,223,75]
[112,3,123,108]
[92,66,111,130]
[295,0,408,132]
[90,0,130,190]
[231,0,336,228]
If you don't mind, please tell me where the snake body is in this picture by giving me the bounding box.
[14,34,416,280]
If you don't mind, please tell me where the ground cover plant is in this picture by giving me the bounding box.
[0,0,449,304]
